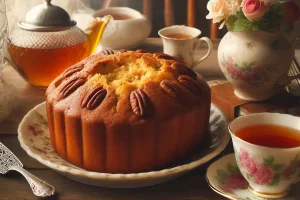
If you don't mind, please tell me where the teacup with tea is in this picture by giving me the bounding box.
[158,25,213,68]
[229,113,300,198]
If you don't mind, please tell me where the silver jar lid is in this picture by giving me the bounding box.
[18,0,76,32]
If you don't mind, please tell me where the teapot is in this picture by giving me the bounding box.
[6,0,111,88]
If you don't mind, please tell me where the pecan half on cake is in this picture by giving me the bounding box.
[45,50,211,173]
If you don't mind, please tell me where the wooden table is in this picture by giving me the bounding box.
[0,38,234,200]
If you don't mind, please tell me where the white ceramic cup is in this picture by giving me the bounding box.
[229,113,300,199]
[158,25,213,68]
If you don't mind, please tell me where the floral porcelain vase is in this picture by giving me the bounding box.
[218,30,294,101]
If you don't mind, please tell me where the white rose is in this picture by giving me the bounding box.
[229,0,242,15]
[206,0,230,23]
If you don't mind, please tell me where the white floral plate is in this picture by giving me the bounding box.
[206,154,300,200]
[18,102,230,188]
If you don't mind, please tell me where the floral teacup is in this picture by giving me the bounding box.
[229,113,300,199]
[158,25,213,68]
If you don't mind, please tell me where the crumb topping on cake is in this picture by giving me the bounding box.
[49,49,206,117]
[87,53,176,96]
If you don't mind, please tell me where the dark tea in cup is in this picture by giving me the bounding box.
[235,124,300,148]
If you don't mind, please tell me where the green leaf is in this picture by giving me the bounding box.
[215,175,225,184]
[226,15,238,31]
[263,156,274,166]
[238,197,252,200]
[217,169,229,180]
[246,65,252,72]
[228,164,239,173]
[251,21,260,31]
[247,173,252,180]
[273,164,283,171]
[269,174,281,186]
[249,61,256,67]
[233,18,252,32]
[256,4,284,31]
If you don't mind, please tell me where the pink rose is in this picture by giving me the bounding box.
[242,0,270,21]
[239,149,258,174]
[283,166,294,179]
[252,66,264,74]
[225,173,248,189]
[253,163,274,185]
[227,66,241,78]
[219,185,233,194]
[239,149,275,185]
[228,57,233,65]
[240,71,254,81]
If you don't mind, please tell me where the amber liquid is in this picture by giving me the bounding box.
[100,13,132,20]
[235,124,300,148]
[8,41,88,87]
[166,33,193,39]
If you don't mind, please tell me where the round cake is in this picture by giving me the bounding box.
[45,49,211,173]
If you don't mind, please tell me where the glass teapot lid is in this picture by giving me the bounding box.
[18,0,76,32]
[9,0,86,49]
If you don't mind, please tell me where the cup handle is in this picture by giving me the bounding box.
[191,37,213,68]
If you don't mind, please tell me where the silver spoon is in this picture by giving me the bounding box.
[0,142,55,198]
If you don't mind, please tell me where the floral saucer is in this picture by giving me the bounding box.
[206,154,300,200]
[18,102,230,188]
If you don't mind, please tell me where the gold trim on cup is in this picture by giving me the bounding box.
[248,184,290,198]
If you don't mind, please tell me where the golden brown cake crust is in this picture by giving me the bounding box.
[47,51,209,124]
[46,50,211,173]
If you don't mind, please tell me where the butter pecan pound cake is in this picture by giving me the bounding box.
[45,49,211,173]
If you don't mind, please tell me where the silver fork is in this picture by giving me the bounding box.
[0,142,55,198]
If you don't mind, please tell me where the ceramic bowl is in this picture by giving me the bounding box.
[93,7,152,50]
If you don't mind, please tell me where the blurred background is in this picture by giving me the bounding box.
[86,0,227,38]
[6,0,227,39]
